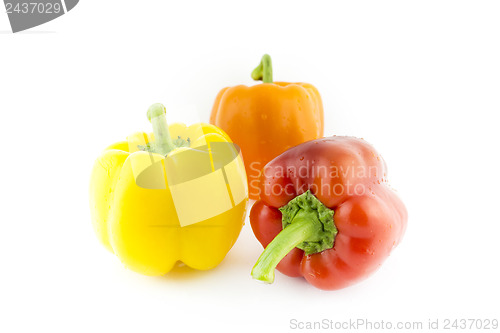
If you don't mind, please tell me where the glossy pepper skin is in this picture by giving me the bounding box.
[90,104,248,275]
[250,136,407,290]
[210,55,324,200]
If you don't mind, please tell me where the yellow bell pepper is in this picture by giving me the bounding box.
[89,103,248,275]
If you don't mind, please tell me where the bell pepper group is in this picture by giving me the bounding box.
[90,54,407,290]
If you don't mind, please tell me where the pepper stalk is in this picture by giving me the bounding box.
[251,54,273,83]
[141,103,189,155]
[251,190,337,283]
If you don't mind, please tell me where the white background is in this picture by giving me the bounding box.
[1,1,499,332]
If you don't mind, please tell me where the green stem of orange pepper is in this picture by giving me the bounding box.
[251,54,273,83]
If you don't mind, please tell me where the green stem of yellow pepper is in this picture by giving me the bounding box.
[146,103,176,155]
[251,54,273,83]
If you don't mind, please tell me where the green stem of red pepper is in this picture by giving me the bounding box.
[252,211,318,283]
[251,54,273,83]
[251,191,337,283]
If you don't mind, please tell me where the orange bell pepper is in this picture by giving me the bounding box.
[210,54,324,200]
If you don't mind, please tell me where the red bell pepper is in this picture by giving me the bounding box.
[250,136,407,290]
